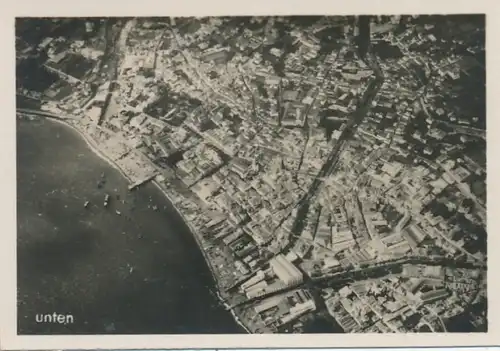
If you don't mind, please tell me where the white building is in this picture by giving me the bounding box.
[270,254,303,286]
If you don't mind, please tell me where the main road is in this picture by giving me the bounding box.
[285,51,385,244]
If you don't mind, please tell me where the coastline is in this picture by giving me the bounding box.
[43,117,134,184]
[29,114,251,333]
[151,181,218,283]
[151,180,251,333]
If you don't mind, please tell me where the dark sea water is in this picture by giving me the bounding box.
[17,118,243,334]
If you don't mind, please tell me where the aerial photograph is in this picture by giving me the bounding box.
[16,15,486,335]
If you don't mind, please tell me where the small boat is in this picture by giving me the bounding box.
[152,205,158,211]
[116,210,121,215]
[104,194,110,207]
[84,201,90,208]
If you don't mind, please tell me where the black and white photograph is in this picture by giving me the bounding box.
[4,0,498,348]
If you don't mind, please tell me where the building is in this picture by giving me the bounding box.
[241,270,266,291]
[254,295,284,314]
[38,37,54,50]
[270,254,304,286]
[246,280,269,299]
[402,224,429,249]
[280,289,317,325]
[81,47,104,60]
[420,288,449,304]
[200,47,231,64]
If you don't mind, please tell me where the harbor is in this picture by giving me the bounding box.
[17,117,244,334]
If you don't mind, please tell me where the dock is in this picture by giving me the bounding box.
[128,173,158,191]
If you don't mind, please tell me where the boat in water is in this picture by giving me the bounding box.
[84,201,90,208]
[116,210,121,215]
[104,194,110,207]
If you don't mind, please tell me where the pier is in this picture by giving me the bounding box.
[128,173,158,191]
[16,108,78,121]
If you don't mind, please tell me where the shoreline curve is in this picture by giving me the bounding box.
[22,114,251,333]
